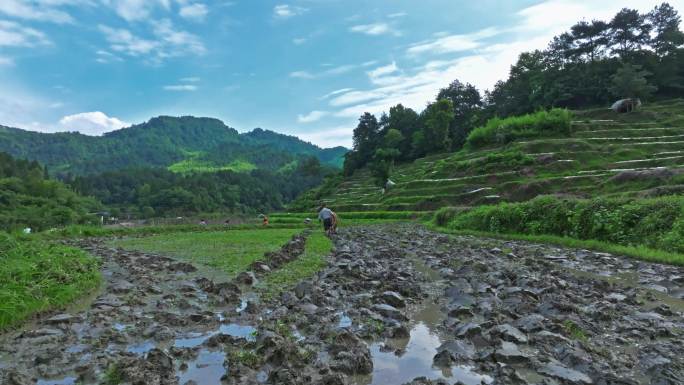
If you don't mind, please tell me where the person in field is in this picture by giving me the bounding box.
[318,204,336,236]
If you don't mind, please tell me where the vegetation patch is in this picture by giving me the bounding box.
[111,228,302,277]
[431,195,684,265]
[0,233,102,330]
[259,232,333,298]
[466,109,572,149]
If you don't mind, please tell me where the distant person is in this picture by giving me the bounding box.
[224,219,231,226]
[318,204,335,236]
[262,215,269,226]
[199,219,207,226]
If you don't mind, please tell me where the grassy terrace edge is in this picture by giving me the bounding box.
[258,232,334,299]
[0,235,102,330]
[426,224,684,266]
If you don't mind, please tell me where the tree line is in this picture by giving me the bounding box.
[344,3,684,181]
[69,157,333,218]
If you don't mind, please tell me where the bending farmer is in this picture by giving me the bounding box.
[318,204,335,236]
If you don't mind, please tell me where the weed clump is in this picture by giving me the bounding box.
[466,108,573,149]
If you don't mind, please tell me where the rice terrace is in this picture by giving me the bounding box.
[1,1,684,385]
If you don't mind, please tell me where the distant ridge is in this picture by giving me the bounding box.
[0,116,347,177]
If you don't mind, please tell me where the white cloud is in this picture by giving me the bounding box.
[58,111,129,135]
[95,49,122,63]
[273,4,307,19]
[0,0,75,24]
[290,62,370,80]
[151,19,206,55]
[180,76,200,82]
[0,20,50,47]
[295,126,353,148]
[163,84,197,91]
[297,110,328,123]
[179,3,208,21]
[292,37,307,45]
[290,70,315,79]
[387,12,407,19]
[320,88,355,100]
[98,25,157,55]
[367,61,398,81]
[0,55,14,65]
[407,27,499,56]
[103,0,171,22]
[350,23,399,36]
[98,19,205,63]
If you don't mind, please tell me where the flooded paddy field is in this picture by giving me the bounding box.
[1,224,683,384]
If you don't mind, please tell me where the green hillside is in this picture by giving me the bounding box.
[0,153,100,231]
[0,117,346,177]
[295,99,684,212]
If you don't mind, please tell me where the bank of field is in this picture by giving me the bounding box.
[111,228,303,277]
[258,232,332,297]
[0,234,101,330]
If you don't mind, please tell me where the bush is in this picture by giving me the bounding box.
[436,195,684,253]
[466,108,572,148]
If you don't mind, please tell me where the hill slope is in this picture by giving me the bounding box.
[0,116,347,177]
[0,152,100,230]
[294,99,684,212]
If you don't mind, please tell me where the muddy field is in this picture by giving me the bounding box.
[1,224,683,385]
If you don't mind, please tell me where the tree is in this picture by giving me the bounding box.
[571,20,610,61]
[609,8,652,56]
[437,80,483,150]
[385,104,420,160]
[648,3,684,56]
[609,63,658,99]
[345,112,380,173]
[421,99,454,154]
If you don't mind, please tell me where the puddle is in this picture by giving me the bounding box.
[113,323,126,331]
[177,350,226,385]
[219,323,257,341]
[236,299,248,313]
[66,344,88,354]
[126,340,155,355]
[175,332,211,348]
[411,258,442,282]
[174,323,257,348]
[354,323,491,385]
[354,298,491,385]
[338,313,353,329]
[37,377,77,385]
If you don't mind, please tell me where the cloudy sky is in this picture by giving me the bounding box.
[1,0,682,147]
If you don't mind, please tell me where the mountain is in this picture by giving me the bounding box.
[241,128,347,168]
[0,116,347,178]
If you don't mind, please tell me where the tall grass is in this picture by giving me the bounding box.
[0,233,101,329]
[466,108,572,148]
[433,195,684,264]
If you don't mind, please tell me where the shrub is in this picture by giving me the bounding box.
[436,195,684,254]
[466,108,572,148]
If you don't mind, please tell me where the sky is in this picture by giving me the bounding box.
[1,0,682,148]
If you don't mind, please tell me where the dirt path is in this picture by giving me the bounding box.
[1,225,684,384]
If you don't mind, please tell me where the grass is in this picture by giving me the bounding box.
[168,156,257,174]
[0,233,102,330]
[110,228,302,277]
[426,224,684,266]
[258,232,333,298]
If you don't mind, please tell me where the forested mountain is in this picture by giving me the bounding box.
[0,116,346,178]
[241,128,347,168]
[0,152,100,231]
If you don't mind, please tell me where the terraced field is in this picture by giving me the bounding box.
[313,99,684,212]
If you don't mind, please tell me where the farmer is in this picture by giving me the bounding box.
[318,204,334,236]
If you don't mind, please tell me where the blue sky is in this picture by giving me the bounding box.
[1,0,682,147]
